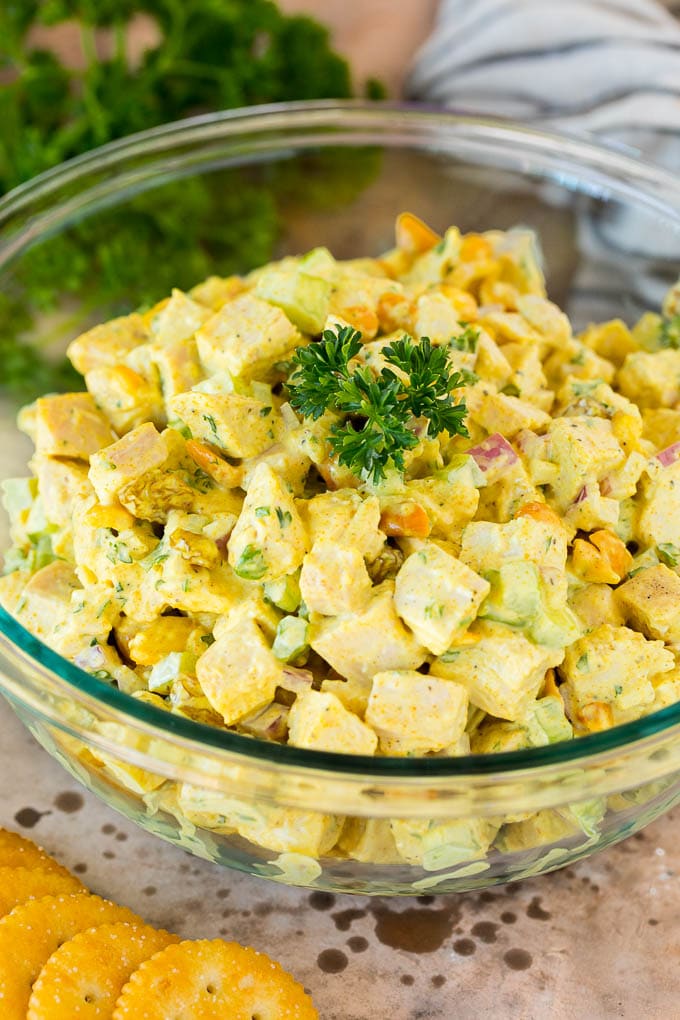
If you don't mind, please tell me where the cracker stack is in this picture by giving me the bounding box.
[0,828,318,1019]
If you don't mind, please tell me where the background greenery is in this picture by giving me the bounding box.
[0,0,382,398]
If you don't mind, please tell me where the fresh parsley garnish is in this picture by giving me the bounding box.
[288,325,470,483]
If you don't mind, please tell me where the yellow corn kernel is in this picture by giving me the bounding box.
[460,234,494,262]
[578,701,614,732]
[395,212,441,254]
[589,530,633,580]
[128,616,201,666]
[83,502,136,532]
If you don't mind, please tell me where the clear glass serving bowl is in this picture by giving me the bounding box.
[2,101,680,896]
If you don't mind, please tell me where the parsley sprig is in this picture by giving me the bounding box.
[288,326,470,483]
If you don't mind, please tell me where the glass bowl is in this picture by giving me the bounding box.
[2,101,680,896]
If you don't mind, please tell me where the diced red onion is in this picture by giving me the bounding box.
[468,433,518,483]
[265,707,290,741]
[241,704,290,741]
[574,485,588,504]
[280,666,314,694]
[74,644,106,671]
[657,441,680,467]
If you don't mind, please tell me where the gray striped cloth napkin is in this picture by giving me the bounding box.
[407,0,680,322]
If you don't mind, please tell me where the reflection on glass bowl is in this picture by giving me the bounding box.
[1,102,680,895]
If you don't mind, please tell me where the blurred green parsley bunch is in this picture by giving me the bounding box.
[0,1,381,398]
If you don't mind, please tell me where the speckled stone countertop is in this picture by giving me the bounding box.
[1,696,678,1020]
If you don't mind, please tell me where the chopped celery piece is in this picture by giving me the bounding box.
[264,572,301,612]
[272,616,309,663]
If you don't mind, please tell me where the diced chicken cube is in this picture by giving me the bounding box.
[29,393,115,460]
[67,312,149,374]
[146,339,204,402]
[190,274,245,310]
[366,669,468,755]
[460,515,568,596]
[559,624,674,727]
[52,584,124,659]
[328,275,400,339]
[638,460,680,549]
[338,819,402,864]
[32,457,92,527]
[11,561,81,640]
[169,391,280,459]
[196,618,282,724]
[413,291,461,343]
[579,318,637,366]
[309,581,427,686]
[615,564,680,644]
[228,463,309,582]
[85,364,164,435]
[502,343,551,404]
[474,332,512,387]
[183,794,341,856]
[409,469,481,540]
[430,620,564,721]
[288,690,378,755]
[147,288,212,345]
[618,349,680,409]
[546,417,624,511]
[394,543,489,655]
[391,816,499,869]
[196,293,300,380]
[89,424,199,523]
[499,810,578,852]
[473,392,551,438]
[642,408,680,450]
[299,541,372,616]
[568,583,625,631]
[297,490,385,561]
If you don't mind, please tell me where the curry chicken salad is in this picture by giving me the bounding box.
[3,211,680,865]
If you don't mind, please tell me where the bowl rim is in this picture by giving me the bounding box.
[2,98,680,779]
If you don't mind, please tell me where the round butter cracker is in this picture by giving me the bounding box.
[0,892,143,1020]
[112,939,319,1020]
[0,866,85,918]
[0,829,72,878]
[27,921,178,1020]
